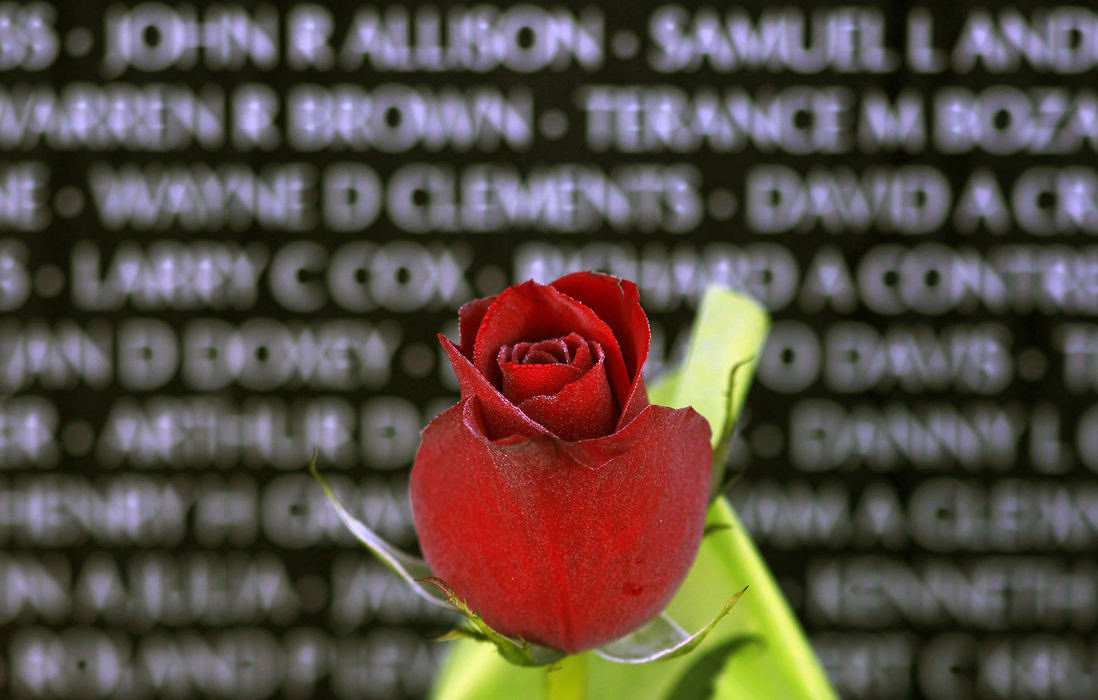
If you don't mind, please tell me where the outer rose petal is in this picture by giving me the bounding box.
[409,397,713,653]
[458,295,496,359]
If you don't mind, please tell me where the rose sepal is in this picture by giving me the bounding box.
[592,587,746,664]
[422,576,565,667]
[308,455,450,609]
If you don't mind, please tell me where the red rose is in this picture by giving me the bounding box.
[410,272,713,653]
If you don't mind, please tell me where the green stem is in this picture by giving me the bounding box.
[544,653,586,700]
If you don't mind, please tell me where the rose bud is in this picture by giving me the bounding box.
[410,272,713,654]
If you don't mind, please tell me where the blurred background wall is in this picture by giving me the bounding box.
[1,0,1096,697]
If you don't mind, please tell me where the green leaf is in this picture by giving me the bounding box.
[430,631,546,700]
[594,588,746,663]
[309,454,450,609]
[645,366,681,407]
[421,577,564,668]
[653,287,769,495]
[658,635,763,700]
[708,357,754,494]
[544,652,587,700]
[689,500,837,700]
[432,628,488,643]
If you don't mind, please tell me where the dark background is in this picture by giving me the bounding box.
[2,0,1096,697]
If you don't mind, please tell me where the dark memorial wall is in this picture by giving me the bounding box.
[1,0,1097,697]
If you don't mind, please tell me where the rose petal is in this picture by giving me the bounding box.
[518,345,618,441]
[459,294,496,358]
[567,337,593,369]
[551,272,649,380]
[410,398,713,653]
[616,373,649,431]
[501,362,584,404]
[520,350,560,365]
[472,282,631,407]
[499,335,596,405]
[551,272,651,425]
[440,334,549,441]
[511,336,574,365]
